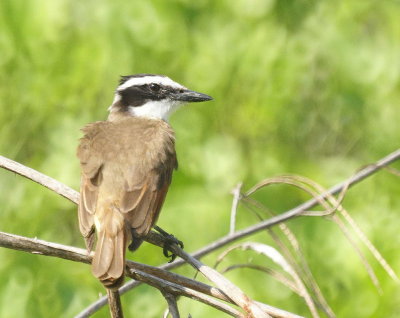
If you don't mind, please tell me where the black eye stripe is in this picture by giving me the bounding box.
[118,84,184,108]
[149,83,161,91]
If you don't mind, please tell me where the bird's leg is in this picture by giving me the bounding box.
[128,230,144,252]
[153,225,184,263]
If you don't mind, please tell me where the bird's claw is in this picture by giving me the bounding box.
[154,226,184,263]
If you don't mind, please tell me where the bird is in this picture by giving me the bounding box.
[77,74,212,289]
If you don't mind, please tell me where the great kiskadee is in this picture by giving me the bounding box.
[77,74,212,289]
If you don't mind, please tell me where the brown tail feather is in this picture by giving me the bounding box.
[92,215,128,289]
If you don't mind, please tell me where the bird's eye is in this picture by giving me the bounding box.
[149,83,161,92]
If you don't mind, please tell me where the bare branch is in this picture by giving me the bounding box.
[1,150,398,266]
[0,231,302,318]
[75,282,141,318]
[76,270,245,318]
[80,259,303,318]
[79,281,302,318]
[161,292,180,318]
[0,155,79,204]
[128,267,244,317]
[106,290,124,318]
[1,151,399,317]
[167,148,400,264]
[0,231,90,264]
[145,232,271,318]
[0,231,242,317]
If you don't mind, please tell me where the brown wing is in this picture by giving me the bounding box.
[120,155,177,239]
[76,122,105,250]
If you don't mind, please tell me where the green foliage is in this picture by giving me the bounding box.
[0,0,399,317]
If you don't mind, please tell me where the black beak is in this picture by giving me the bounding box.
[170,89,213,102]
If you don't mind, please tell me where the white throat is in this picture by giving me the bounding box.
[127,100,182,121]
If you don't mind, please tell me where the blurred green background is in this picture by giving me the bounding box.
[0,0,399,317]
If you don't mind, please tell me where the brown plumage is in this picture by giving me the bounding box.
[76,74,212,290]
[77,116,177,288]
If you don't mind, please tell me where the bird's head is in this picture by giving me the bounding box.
[109,74,212,121]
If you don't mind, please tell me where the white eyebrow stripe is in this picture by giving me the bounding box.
[117,76,186,91]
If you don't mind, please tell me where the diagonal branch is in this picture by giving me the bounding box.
[1,149,399,261]
[146,232,270,318]
[128,267,244,317]
[1,149,399,317]
[167,148,400,264]
[0,231,241,317]
[0,231,302,318]
[0,155,79,204]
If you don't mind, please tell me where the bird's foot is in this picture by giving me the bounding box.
[154,225,184,263]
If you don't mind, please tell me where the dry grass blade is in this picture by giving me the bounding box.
[247,174,383,290]
[241,197,335,318]
[245,175,347,217]
[245,173,399,291]
[384,166,400,177]
[330,214,382,293]
[339,208,399,283]
[294,174,399,285]
[215,243,293,275]
[215,242,320,318]
[230,182,243,235]
[222,264,301,295]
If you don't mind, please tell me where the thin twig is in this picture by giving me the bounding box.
[161,292,180,318]
[107,290,124,318]
[75,281,153,317]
